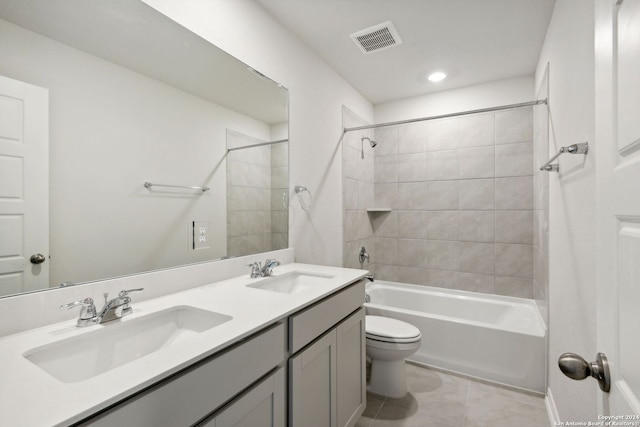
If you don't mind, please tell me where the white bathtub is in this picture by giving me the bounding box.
[365,281,546,393]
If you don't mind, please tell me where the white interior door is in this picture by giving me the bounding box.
[0,75,49,296]
[595,0,640,416]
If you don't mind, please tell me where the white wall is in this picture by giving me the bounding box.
[143,0,374,267]
[375,75,534,124]
[0,19,272,286]
[535,0,597,422]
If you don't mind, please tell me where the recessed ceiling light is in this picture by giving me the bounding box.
[427,72,447,82]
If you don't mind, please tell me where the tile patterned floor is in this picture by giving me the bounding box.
[356,363,549,427]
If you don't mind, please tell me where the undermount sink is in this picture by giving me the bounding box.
[247,271,335,294]
[24,306,232,383]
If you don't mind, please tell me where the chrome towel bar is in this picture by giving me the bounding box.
[540,142,588,172]
[144,181,210,192]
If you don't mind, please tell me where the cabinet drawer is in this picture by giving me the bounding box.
[289,280,364,354]
[81,323,285,427]
[198,368,285,427]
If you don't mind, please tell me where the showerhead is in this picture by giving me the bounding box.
[360,136,374,158]
[361,136,377,148]
[360,136,377,158]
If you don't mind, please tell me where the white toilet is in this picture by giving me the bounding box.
[365,315,422,398]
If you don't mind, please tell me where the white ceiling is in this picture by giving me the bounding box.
[254,0,556,104]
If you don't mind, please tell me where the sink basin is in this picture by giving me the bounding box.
[247,271,334,294]
[24,306,232,383]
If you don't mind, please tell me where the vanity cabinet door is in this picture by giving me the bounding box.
[288,307,366,427]
[336,308,366,427]
[199,368,285,427]
[289,329,338,427]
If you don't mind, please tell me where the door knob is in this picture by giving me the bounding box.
[558,352,610,392]
[30,253,46,264]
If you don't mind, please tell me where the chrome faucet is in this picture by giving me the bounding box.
[261,259,280,277]
[247,259,281,278]
[247,262,262,278]
[98,288,144,323]
[59,297,98,327]
[60,288,144,327]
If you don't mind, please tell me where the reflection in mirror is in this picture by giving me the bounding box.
[0,0,288,298]
[226,131,289,257]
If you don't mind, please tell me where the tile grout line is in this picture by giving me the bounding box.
[459,378,472,427]
[369,395,387,426]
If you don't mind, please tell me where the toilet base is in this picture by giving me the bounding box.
[367,358,408,398]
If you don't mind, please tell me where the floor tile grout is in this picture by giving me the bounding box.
[358,363,547,427]
[459,379,471,427]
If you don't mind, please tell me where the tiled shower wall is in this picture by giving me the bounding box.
[227,131,288,257]
[344,106,540,299]
[342,107,375,269]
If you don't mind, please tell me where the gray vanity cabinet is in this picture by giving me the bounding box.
[288,281,366,427]
[198,368,285,427]
[290,327,338,426]
[76,279,365,427]
[336,308,367,427]
[79,323,286,426]
[289,308,366,427]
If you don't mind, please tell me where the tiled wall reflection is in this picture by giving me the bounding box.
[344,107,539,298]
[227,131,288,257]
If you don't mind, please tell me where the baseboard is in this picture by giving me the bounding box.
[545,387,560,426]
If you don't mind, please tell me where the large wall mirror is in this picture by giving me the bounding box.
[0,0,289,298]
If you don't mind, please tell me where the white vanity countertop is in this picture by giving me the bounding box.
[0,263,366,426]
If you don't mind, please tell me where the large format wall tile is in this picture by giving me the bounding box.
[398,211,430,239]
[398,121,428,154]
[426,211,459,241]
[344,107,539,299]
[495,210,533,244]
[428,118,459,151]
[495,108,533,145]
[427,149,459,181]
[459,211,495,242]
[459,242,495,275]
[495,177,533,210]
[495,243,534,278]
[459,179,495,210]
[426,241,460,271]
[459,112,495,148]
[426,180,459,210]
[459,146,495,179]
[398,152,428,182]
[374,155,398,183]
[495,141,533,177]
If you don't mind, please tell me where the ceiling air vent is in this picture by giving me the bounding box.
[350,21,402,54]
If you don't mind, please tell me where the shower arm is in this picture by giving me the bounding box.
[361,136,376,159]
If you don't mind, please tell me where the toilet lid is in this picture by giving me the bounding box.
[366,315,421,343]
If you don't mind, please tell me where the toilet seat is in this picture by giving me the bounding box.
[366,315,421,344]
